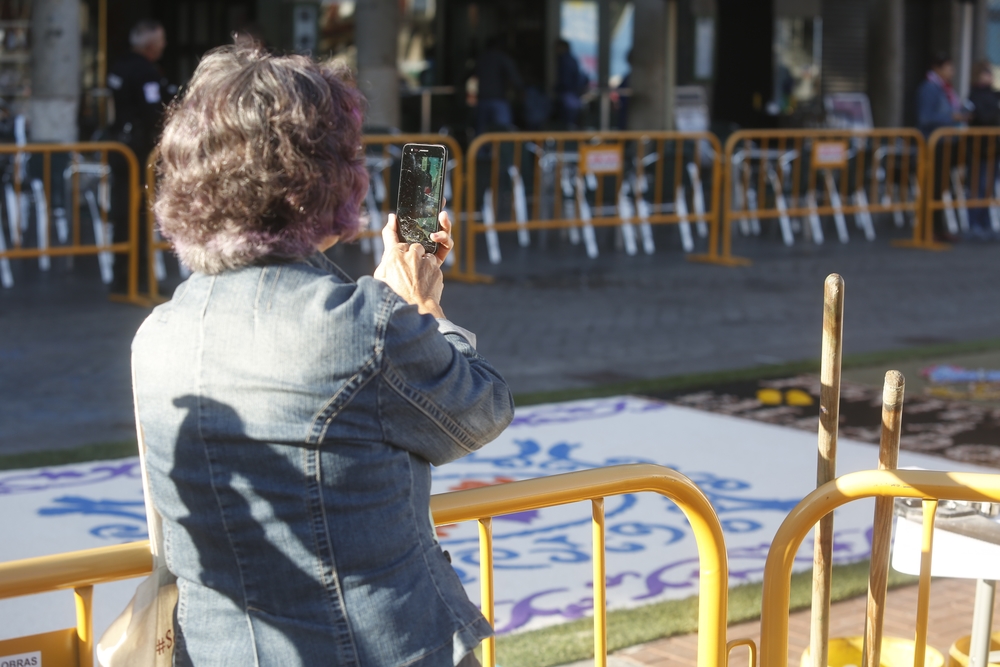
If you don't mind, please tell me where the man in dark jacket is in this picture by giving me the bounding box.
[474,35,522,135]
[106,20,171,293]
[967,61,1000,237]
[969,61,1000,127]
[916,54,965,137]
[555,39,587,129]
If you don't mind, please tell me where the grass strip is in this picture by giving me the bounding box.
[0,440,138,472]
[513,338,1000,407]
[493,559,918,667]
[3,337,998,471]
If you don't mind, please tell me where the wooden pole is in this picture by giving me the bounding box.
[809,274,845,667]
[862,370,905,667]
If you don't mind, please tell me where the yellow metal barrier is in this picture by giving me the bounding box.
[722,129,926,264]
[143,134,465,303]
[760,469,1000,667]
[904,127,1000,250]
[0,142,142,304]
[457,131,730,282]
[431,463,730,667]
[0,463,728,667]
[0,541,152,667]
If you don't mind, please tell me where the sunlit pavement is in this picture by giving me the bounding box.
[1,233,998,453]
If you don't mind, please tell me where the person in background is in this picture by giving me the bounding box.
[522,71,551,131]
[918,53,967,241]
[555,39,587,129]
[107,19,173,294]
[917,53,966,137]
[967,61,1000,238]
[474,35,522,135]
[137,45,513,666]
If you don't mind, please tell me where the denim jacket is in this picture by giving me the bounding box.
[132,254,514,667]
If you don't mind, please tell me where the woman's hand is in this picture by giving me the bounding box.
[374,214,446,318]
[428,208,454,264]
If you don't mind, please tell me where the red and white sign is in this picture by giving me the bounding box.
[580,145,623,175]
[813,141,848,168]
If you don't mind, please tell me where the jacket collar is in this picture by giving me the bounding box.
[303,251,355,284]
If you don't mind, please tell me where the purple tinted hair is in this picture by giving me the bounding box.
[154,46,368,274]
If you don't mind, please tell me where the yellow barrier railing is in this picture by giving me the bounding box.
[723,129,926,264]
[0,463,728,667]
[904,126,1000,250]
[143,134,465,303]
[431,463,729,667]
[760,469,1000,667]
[7,465,1000,667]
[0,142,142,304]
[457,131,731,282]
[0,541,153,667]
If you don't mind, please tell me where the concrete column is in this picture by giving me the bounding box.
[957,0,975,99]
[598,0,611,128]
[546,0,560,95]
[30,0,80,142]
[665,0,678,131]
[868,0,904,126]
[356,0,399,129]
[974,0,989,61]
[629,0,667,130]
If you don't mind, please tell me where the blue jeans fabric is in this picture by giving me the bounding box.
[132,253,514,666]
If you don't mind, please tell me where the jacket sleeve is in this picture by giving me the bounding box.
[917,82,954,131]
[377,289,515,466]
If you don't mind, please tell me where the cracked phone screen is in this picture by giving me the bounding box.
[396,148,445,253]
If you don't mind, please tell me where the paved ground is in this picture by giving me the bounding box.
[1,228,998,453]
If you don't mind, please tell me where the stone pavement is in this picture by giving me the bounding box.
[598,578,1000,666]
[1,231,999,453]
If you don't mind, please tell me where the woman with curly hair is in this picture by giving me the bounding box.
[131,45,514,666]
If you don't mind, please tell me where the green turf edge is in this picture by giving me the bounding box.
[3,338,998,472]
[0,440,138,471]
[492,559,918,667]
[512,338,1000,407]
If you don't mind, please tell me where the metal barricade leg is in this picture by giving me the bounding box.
[852,189,876,241]
[675,183,695,252]
[806,191,825,244]
[0,215,12,288]
[508,165,531,248]
[574,174,599,258]
[32,179,51,271]
[766,166,794,246]
[952,167,971,233]
[823,170,850,243]
[687,163,709,238]
[482,187,502,265]
[617,182,639,256]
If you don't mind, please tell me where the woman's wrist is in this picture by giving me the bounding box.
[418,300,445,319]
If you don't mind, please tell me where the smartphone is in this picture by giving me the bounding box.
[396,143,448,254]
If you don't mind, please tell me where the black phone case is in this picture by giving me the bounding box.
[396,144,447,254]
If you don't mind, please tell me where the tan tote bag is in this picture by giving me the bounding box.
[96,361,178,666]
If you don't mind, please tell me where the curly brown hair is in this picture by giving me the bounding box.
[154,46,368,274]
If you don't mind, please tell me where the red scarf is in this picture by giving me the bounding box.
[928,70,960,110]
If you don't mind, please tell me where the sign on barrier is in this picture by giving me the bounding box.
[813,141,848,168]
[579,144,624,175]
[0,143,141,304]
[456,130,733,283]
[723,129,926,263]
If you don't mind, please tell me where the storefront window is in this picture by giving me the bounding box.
[772,16,821,115]
[560,0,634,88]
